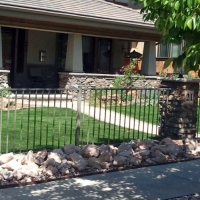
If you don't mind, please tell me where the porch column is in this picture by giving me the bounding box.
[65,34,83,72]
[0,26,3,69]
[140,41,156,76]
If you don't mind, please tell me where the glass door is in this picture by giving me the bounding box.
[96,38,111,74]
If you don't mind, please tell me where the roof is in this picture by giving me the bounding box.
[0,0,154,28]
[0,0,160,40]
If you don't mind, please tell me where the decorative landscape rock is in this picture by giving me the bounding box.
[63,144,80,155]
[81,144,99,158]
[0,153,14,164]
[0,137,199,186]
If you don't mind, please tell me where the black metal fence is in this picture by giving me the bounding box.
[0,87,198,153]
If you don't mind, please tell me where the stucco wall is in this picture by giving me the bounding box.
[27,30,56,65]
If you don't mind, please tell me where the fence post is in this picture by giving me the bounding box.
[76,87,82,146]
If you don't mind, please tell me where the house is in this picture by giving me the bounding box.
[0,0,161,88]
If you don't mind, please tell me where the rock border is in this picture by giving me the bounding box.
[0,137,200,189]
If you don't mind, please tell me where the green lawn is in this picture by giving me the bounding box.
[0,107,157,153]
[111,104,159,124]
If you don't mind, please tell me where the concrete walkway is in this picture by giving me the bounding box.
[0,159,200,200]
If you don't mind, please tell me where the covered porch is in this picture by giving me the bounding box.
[0,0,161,88]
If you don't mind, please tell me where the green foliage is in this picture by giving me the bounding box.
[0,83,13,97]
[135,0,200,73]
[113,58,144,89]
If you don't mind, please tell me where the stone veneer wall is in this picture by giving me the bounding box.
[58,72,160,89]
[0,70,10,85]
[159,79,199,139]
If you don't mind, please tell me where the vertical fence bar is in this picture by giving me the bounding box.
[0,91,3,154]
[27,90,31,152]
[81,89,86,145]
[137,89,143,138]
[108,89,113,144]
[97,89,102,145]
[86,89,91,144]
[64,90,68,146]
[132,89,137,139]
[113,89,117,143]
[33,90,37,150]
[52,90,56,149]
[118,89,123,141]
[40,89,44,150]
[70,91,74,144]
[46,90,50,149]
[13,90,17,152]
[76,87,82,146]
[128,89,133,141]
[150,89,156,138]
[19,90,24,152]
[103,89,107,144]
[58,90,62,148]
[123,89,128,142]
[92,89,97,144]
[142,89,147,140]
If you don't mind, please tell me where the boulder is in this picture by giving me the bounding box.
[81,144,99,158]
[118,143,132,153]
[129,156,141,166]
[151,145,167,156]
[113,156,128,166]
[99,144,111,154]
[129,139,140,149]
[25,150,34,164]
[69,152,83,163]
[57,163,71,170]
[166,144,184,157]
[1,159,21,171]
[154,151,168,164]
[46,166,58,176]
[48,152,62,164]
[3,171,14,181]
[73,159,88,171]
[14,154,26,164]
[35,150,48,159]
[63,144,80,155]
[100,162,111,169]
[88,157,102,169]
[14,171,23,181]
[53,149,65,157]
[99,152,113,162]
[60,168,70,175]
[46,158,56,166]
[138,150,150,157]
[34,150,48,165]
[118,150,133,158]
[0,152,14,164]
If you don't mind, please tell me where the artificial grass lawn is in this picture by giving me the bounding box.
[0,107,156,153]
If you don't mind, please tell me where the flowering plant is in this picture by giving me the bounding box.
[120,58,139,76]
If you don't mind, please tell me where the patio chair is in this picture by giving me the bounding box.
[29,68,46,87]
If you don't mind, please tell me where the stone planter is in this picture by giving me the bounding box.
[158,78,200,139]
[0,70,10,86]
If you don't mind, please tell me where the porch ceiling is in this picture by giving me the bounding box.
[0,0,161,41]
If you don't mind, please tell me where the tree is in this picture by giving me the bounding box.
[135,0,200,74]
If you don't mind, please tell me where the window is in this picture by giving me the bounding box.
[157,42,185,58]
